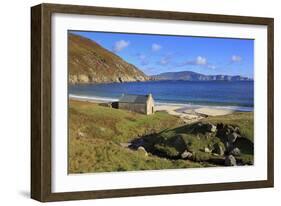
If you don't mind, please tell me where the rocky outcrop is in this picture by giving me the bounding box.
[68,33,150,84]
[127,122,253,167]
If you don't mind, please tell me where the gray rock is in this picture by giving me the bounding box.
[224,141,234,152]
[206,123,217,133]
[225,155,237,166]
[213,143,225,156]
[181,150,193,159]
[230,147,241,156]
[227,125,235,132]
[234,127,241,134]
[192,122,216,134]
[130,138,145,149]
[227,132,240,143]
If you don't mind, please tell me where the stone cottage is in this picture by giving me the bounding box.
[117,94,155,115]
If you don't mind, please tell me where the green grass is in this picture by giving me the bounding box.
[69,100,203,173]
[69,100,183,143]
[69,137,203,173]
[69,100,254,173]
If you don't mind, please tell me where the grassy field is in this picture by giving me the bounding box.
[69,100,203,173]
[68,100,254,173]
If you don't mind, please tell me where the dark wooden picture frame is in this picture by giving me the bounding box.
[31,3,274,202]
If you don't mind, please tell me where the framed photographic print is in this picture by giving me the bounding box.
[31,3,274,202]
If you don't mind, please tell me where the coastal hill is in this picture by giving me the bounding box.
[68,33,150,84]
[152,71,252,81]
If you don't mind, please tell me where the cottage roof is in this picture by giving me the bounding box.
[119,94,151,104]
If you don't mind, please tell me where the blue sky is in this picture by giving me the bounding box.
[70,31,254,78]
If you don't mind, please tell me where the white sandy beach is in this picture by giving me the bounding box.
[194,107,234,116]
[155,105,235,123]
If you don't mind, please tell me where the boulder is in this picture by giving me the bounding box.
[181,150,193,159]
[192,122,216,134]
[217,123,224,130]
[230,147,241,156]
[224,141,234,153]
[204,147,211,153]
[225,155,237,166]
[227,132,240,143]
[234,127,241,135]
[137,146,148,156]
[165,135,187,154]
[227,125,235,132]
[206,123,217,133]
[129,138,145,149]
[216,125,229,140]
[213,142,225,156]
[233,137,254,154]
[216,124,241,141]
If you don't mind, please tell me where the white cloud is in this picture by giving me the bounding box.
[196,56,207,65]
[152,43,162,52]
[180,56,216,69]
[231,55,242,62]
[113,40,130,52]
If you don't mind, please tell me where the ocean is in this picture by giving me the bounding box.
[69,80,254,111]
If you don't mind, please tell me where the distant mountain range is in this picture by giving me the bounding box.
[151,71,252,81]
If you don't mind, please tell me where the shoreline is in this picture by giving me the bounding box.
[69,94,252,124]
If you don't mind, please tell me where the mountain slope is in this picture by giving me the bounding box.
[152,71,251,81]
[68,33,149,84]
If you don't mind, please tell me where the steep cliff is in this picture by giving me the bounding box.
[68,33,149,84]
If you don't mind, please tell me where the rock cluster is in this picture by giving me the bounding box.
[215,123,244,165]
[127,122,253,167]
